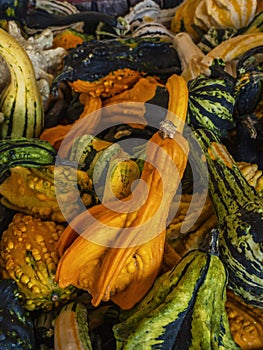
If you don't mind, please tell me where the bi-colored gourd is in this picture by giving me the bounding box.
[0,27,44,138]
[55,74,189,310]
[113,229,240,349]
[54,302,93,350]
[0,137,56,183]
[51,37,181,98]
[0,213,77,311]
[187,62,236,137]
[193,128,263,308]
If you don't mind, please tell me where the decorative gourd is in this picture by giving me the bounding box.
[194,0,257,32]
[0,279,36,349]
[0,165,99,222]
[193,128,263,308]
[52,28,91,50]
[173,31,263,81]
[187,60,236,137]
[113,229,240,349]
[0,137,57,183]
[226,289,263,349]
[207,32,263,63]
[0,27,44,138]
[171,0,257,41]
[234,45,263,116]
[171,0,201,41]
[54,301,93,350]
[166,160,263,258]
[55,74,189,310]
[0,213,77,311]
[51,37,181,98]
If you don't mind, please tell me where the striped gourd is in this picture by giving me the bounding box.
[0,27,44,138]
[113,229,240,349]
[0,137,56,183]
[187,68,236,136]
[193,128,263,308]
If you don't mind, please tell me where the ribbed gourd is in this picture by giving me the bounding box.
[194,0,257,32]
[0,213,77,311]
[193,128,263,308]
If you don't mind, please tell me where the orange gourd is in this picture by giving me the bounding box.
[55,75,189,309]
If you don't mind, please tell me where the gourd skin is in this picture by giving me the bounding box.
[56,130,189,310]
[0,165,98,222]
[193,128,263,308]
[0,137,57,183]
[51,38,181,98]
[0,279,36,349]
[187,68,236,137]
[113,230,240,350]
[0,213,76,311]
[0,27,44,138]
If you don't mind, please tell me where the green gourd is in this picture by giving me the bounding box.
[193,128,263,308]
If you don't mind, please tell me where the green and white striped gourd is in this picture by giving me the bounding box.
[187,61,237,137]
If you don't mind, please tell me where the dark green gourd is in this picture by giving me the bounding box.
[0,137,57,183]
[187,61,236,137]
[193,128,263,308]
[0,279,35,349]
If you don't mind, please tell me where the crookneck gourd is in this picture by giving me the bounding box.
[0,213,77,311]
[113,229,240,349]
[55,74,189,310]
[193,128,263,308]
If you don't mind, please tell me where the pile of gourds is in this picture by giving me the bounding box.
[0,0,262,349]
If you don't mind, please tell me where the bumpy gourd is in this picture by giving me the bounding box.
[0,165,98,222]
[0,213,76,311]
[51,37,181,98]
[55,74,189,310]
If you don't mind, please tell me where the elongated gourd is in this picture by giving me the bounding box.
[55,74,189,310]
[0,27,44,138]
[193,128,263,308]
